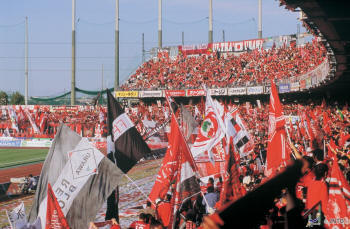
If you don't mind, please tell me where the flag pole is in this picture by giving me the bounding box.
[284,125,297,160]
[123,174,157,207]
[5,210,14,229]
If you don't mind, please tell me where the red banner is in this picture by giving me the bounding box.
[186,89,205,97]
[300,80,306,90]
[178,43,212,56]
[164,90,186,97]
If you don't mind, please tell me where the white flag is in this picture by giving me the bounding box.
[191,88,225,158]
[6,202,26,229]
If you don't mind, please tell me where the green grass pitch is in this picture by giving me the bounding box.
[0,148,48,169]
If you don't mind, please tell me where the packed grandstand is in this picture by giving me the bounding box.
[122,39,327,90]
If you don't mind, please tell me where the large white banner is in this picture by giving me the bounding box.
[209,88,227,96]
[38,138,104,227]
[247,86,264,95]
[139,90,163,98]
[290,82,300,92]
[227,87,246,95]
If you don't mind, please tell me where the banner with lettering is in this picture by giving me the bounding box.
[178,43,212,56]
[212,39,264,53]
[227,87,246,95]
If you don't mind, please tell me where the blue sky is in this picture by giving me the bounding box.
[0,0,303,97]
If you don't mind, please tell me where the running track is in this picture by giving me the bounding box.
[0,163,43,183]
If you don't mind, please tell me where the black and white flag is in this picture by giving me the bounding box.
[28,124,124,229]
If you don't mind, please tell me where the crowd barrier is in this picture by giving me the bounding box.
[0,137,106,149]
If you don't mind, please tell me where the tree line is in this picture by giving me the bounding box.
[0,91,25,105]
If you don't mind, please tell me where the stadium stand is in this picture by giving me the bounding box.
[122,40,327,90]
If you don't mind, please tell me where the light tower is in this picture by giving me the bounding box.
[71,0,76,105]
[209,0,213,43]
[158,0,162,48]
[258,0,262,38]
[115,0,120,90]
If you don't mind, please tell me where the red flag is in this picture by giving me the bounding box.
[170,113,200,227]
[295,121,302,141]
[218,140,245,208]
[265,80,290,176]
[328,139,338,157]
[39,113,47,133]
[305,112,315,143]
[325,157,350,228]
[46,183,70,229]
[309,113,324,148]
[323,112,331,135]
[299,120,306,139]
[339,132,350,148]
[148,119,179,204]
[309,110,317,122]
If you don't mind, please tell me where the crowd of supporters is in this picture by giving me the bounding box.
[0,106,107,138]
[122,40,326,90]
[1,98,349,228]
[128,98,350,228]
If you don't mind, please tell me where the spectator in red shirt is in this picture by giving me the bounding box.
[306,163,329,214]
[156,194,172,228]
[128,213,149,229]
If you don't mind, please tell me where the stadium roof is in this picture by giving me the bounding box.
[281,0,350,95]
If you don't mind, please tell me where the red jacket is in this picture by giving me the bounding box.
[306,180,328,214]
[156,201,171,227]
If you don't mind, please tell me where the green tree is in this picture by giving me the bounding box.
[0,91,8,105]
[10,91,25,105]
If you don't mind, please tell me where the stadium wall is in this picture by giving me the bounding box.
[0,137,106,148]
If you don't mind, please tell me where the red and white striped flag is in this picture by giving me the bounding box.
[265,80,290,176]
[325,157,350,228]
[46,183,70,229]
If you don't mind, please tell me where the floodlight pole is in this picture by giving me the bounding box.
[71,0,76,105]
[258,0,262,38]
[142,33,145,63]
[209,0,213,43]
[158,0,162,48]
[115,0,120,91]
[101,64,104,91]
[182,31,184,46]
[25,17,28,105]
